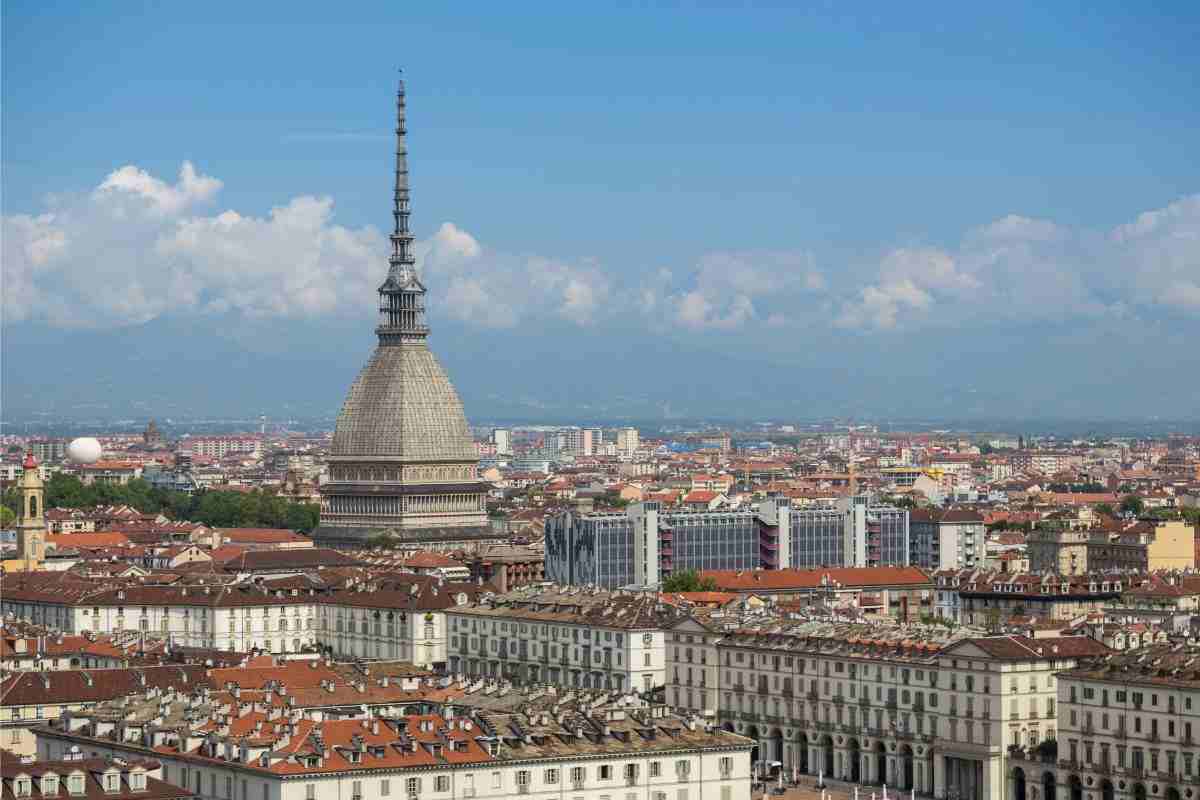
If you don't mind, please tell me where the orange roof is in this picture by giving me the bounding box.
[220,528,308,543]
[702,566,932,591]
[48,531,132,548]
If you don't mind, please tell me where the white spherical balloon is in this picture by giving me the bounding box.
[66,437,103,464]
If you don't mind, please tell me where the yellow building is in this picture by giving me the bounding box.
[1146,519,1196,570]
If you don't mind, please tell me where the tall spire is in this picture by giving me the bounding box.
[390,72,414,279]
[377,71,429,343]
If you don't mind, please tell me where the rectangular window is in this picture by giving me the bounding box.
[545,770,559,785]
[381,781,390,797]
[600,766,613,780]
[434,777,450,793]
[352,783,363,800]
[650,762,661,778]
[406,778,421,797]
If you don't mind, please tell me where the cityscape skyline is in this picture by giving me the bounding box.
[4,3,1199,422]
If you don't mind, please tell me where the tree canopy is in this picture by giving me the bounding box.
[662,569,719,593]
[1,474,319,533]
[1120,494,1145,516]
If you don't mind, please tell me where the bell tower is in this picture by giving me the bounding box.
[16,451,46,566]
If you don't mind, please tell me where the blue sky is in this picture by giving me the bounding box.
[4,2,1199,422]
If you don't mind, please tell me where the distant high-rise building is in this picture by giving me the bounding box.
[559,428,597,456]
[492,428,511,456]
[615,427,640,455]
[315,76,490,549]
[29,439,66,463]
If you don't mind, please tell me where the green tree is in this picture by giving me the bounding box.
[284,503,320,533]
[662,569,719,593]
[0,505,15,528]
[1120,495,1145,516]
[1181,507,1200,527]
[1094,503,1114,518]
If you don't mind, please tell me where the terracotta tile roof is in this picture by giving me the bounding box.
[945,635,1110,660]
[47,532,132,549]
[0,757,190,800]
[0,665,209,707]
[218,528,310,544]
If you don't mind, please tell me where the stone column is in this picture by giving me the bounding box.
[933,753,946,800]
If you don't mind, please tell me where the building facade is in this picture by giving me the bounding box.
[664,622,1109,800]
[1008,643,1200,800]
[445,588,673,693]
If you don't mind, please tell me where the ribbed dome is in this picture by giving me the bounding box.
[331,341,477,462]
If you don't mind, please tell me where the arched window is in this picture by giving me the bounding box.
[28,495,39,518]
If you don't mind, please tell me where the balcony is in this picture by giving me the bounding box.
[733,683,746,693]
[858,696,870,707]
[781,687,793,697]
[806,689,819,701]
[832,694,845,705]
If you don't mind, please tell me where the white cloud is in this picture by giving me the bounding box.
[2,162,608,331]
[4,161,1197,336]
[659,250,826,329]
[836,197,1200,330]
[96,161,222,216]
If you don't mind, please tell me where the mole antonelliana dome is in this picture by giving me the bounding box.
[316,75,489,546]
[331,345,477,462]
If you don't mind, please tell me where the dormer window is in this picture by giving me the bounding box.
[68,774,86,795]
[130,773,147,792]
[42,774,60,796]
[14,777,32,798]
[104,772,121,793]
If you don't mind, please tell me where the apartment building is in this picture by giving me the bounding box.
[445,587,678,693]
[953,571,1126,624]
[1009,643,1200,800]
[0,664,208,756]
[545,497,910,589]
[909,509,986,571]
[664,620,1109,800]
[36,690,752,800]
[1027,520,1196,574]
[0,572,484,669]
[178,436,263,459]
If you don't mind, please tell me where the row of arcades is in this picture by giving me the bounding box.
[728,723,926,792]
[1011,767,1186,800]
